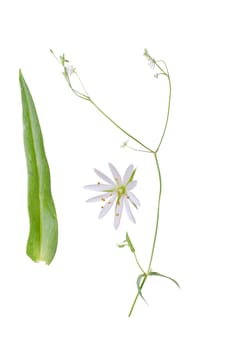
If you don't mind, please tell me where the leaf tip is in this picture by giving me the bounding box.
[19,69,25,84]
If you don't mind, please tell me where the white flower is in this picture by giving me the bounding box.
[65,64,76,76]
[148,58,156,70]
[84,163,140,229]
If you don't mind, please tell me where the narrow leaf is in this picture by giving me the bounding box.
[149,272,180,289]
[136,274,148,304]
[117,240,127,248]
[19,70,58,265]
[126,232,135,253]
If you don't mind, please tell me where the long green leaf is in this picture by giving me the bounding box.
[149,272,180,289]
[126,232,135,253]
[19,70,58,264]
[116,240,127,248]
[136,274,148,304]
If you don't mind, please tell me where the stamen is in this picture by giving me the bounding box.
[101,198,106,201]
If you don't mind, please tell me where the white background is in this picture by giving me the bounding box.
[0,0,232,348]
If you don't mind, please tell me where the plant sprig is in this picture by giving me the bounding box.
[51,48,179,316]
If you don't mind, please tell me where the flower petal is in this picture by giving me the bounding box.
[86,193,112,203]
[123,164,134,184]
[114,197,124,229]
[127,191,140,208]
[99,195,116,219]
[126,180,137,191]
[94,168,115,185]
[109,163,122,185]
[84,184,114,192]
[124,198,136,224]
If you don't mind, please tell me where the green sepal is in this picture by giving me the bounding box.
[59,53,69,65]
[128,168,137,184]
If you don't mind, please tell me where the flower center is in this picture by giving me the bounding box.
[117,185,126,197]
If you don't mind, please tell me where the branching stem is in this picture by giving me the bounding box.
[53,49,172,317]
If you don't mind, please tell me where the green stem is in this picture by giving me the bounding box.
[155,74,171,152]
[133,252,146,275]
[128,153,162,317]
[147,153,162,271]
[128,69,171,317]
[89,99,155,154]
[128,274,148,317]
